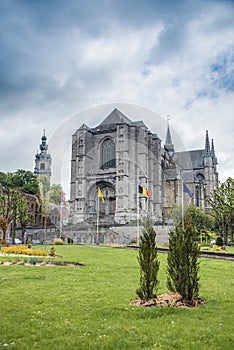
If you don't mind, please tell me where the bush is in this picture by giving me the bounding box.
[27,239,32,248]
[167,215,200,301]
[53,238,64,245]
[29,257,43,265]
[216,236,224,246]
[49,246,56,256]
[136,216,160,300]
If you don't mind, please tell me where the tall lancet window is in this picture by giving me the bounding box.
[102,138,116,169]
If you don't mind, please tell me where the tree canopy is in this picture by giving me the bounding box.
[207,177,234,243]
[49,184,63,205]
[170,204,215,232]
[0,170,39,194]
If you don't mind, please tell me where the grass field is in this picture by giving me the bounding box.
[0,245,233,350]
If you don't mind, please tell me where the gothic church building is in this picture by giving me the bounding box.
[70,108,218,225]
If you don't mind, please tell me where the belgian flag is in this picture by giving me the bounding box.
[98,187,105,202]
[139,185,150,197]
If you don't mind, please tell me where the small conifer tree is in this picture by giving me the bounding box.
[215,236,224,246]
[136,216,160,300]
[167,214,200,301]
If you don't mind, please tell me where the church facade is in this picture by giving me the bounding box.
[70,108,218,225]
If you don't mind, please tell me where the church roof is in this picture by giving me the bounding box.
[174,150,204,170]
[181,170,195,182]
[165,125,173,145]
[164,167,178,180]
[130,120,147,127]
[100,108,132,126]
[78,123,90,131]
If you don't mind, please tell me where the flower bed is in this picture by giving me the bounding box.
[2,245,48,256]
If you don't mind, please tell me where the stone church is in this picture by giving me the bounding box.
[70,108,218,226]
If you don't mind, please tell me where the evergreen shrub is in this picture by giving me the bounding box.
[167,216,200,301]
[136,216,160,300]
[216,236,224,246]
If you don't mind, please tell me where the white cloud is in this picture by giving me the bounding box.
[0,0,233,189]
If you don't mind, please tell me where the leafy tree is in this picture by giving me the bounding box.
[38,178,53,245]
[0,170,37,240]
[207,177,234,243]
[11,169,39,194]
[0,216,9,239]
[171,204,215,232]
[0,188,23,240]
[50,184,63,205]
[17,195,33,241]
[0,170,39,195]
[136,216,160,300]
[167,212,200,301]
[38,175,50,196]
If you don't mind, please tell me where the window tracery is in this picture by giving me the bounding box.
[101,139,116,169]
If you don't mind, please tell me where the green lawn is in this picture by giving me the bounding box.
[0,245,233,350]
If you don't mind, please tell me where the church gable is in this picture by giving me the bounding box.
[100,108,132,126]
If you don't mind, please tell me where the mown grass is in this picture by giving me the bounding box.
[0,245,233,350]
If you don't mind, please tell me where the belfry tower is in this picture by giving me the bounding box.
[34,130,51,181]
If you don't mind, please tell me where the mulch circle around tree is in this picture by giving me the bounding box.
[130,291,205,308]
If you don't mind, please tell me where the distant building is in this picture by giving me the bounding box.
[69,108,218,225]
[34,130,52,181]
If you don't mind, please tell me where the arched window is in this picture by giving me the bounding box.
[196,173,205,182]
[102,139,116,169]
[40,163,45,170]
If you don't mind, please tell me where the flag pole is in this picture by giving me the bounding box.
[181,177,184,230]
[97,194,99,244]
[137,183,140,245]
[59,192,63,238]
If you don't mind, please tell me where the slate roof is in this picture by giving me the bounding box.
[77,123,90,131]
[174,150,204,170]
[100,108,131,125]
[91,108,148,133]
[181,170,195,182]
[164,167,178,180]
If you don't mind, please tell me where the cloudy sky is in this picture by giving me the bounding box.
[0,0,233,196]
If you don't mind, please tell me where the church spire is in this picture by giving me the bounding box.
[164,116,175,157]
[211,138,218,165]
[211,138,215,156]
[204,130,211,156]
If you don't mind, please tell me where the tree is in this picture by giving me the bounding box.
[49,184,63,205]
[0,170,39,195]
[171,204,215,231]
[0,217,9,239]
[0,188,23,240]
[207,177,234,243]
[17,195,33,242]
[0,171,37,240]
[136,216,160,300]
[11,169,39,194]
[38,178,52,245]
[167,213,200,302]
